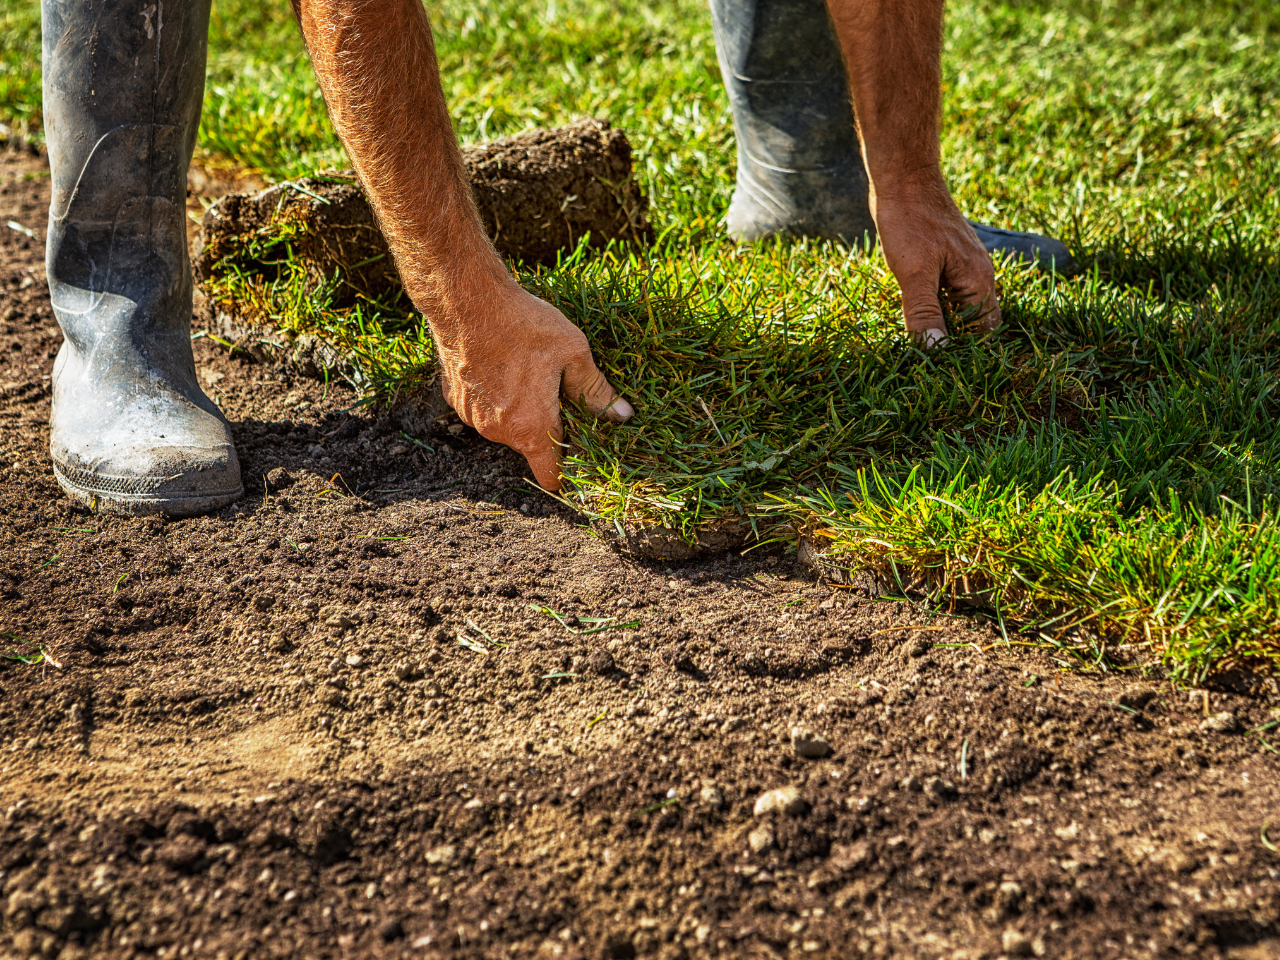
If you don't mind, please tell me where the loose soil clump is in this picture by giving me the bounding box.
[195,118,653,311]
[3,151,1280,960]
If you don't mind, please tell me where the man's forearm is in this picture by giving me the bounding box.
[292,0,508,339]
[824,0,945,195]
[823,0,998,339]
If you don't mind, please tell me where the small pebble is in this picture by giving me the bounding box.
[345,653,365,668]
[791,726,832,759]
[1200,711,1238,734]
[754,786,808,817]
[393,661,416,681]
[699,786,725,808]
[748,824,775,854]
[424,844,458,866]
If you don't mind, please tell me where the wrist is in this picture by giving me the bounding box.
[406,247,516,349]
[867,161,948,205]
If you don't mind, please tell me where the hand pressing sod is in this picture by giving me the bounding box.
[827,0,1002,344]
[295,0,631,491]
[872,180,1000,346]
[436,282,633,491]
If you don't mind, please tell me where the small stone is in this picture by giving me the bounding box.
[156,834,206,870]
[754,786,808,817]
[388,444,409,456]
[345,653,365,668]
[587,648,615,675]
[616,597,632,609]
[899,775,922,793]
[1002,929,1033,957]
[828,841,871,872]
[748,824,775,854]
[447,423,464,436]
[456,798,488,831]
[699,786,725,808]
[393,660,417,681]
[1200,711,1239,734]
[424,844,458,866]
[790,726,832,759]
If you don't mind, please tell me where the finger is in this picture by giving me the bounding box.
[945,253,1002,331]
[563,351,634,423]
[520,425,564,492]
[899,272,949,348]
[508,399,566,493]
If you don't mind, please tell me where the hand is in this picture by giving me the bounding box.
[871,176,1001,345]
[437,281,633,491]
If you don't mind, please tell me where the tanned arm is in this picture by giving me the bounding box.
[825,0,999,342]
[292,0,632,489]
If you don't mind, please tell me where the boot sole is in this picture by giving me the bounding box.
[52,462,244,518]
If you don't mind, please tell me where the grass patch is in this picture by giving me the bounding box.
[4,0,1279,680]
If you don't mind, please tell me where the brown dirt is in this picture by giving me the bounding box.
[3,149,1280,960]
[194,118,652,311]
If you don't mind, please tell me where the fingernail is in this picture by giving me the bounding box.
[603,397,635,422]
[920,328,949,349]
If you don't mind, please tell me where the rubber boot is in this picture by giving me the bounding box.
[709,0,1075,272]
[43,0,242,517]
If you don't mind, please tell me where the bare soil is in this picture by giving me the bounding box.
[2,150,1279,960]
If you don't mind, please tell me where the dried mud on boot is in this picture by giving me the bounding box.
[195,117,654,314]
[6,151,1280,960]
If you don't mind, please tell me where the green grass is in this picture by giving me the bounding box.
[4,0,1279,681]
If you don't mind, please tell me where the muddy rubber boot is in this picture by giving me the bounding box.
[43,0,242,517]
[709,0,1075,272]
[710,0,875,245]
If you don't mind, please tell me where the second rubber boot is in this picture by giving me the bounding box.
[710,0,875,245]
[43,0,242,517]
[709,0,1075,272]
